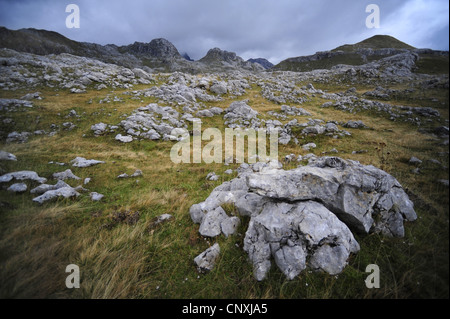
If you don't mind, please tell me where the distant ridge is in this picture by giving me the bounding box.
[272,34,426,72]
[0,26,264,73]
[247,58,273,69]
[333,35,416,52]
[1,27,446,74]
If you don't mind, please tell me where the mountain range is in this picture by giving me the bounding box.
[0,26,447,74]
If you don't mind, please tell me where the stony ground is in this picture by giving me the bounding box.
[0,48,448,298]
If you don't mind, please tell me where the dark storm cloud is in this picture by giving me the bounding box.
[0,0,448,64]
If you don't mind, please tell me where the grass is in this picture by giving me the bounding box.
[0,74,448,299]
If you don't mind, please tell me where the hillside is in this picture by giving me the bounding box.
[333,35,416,52]
[272,35,447,73]
[0,28,448,300]
[0,27,264,73]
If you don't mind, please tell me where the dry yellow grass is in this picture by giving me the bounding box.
[0,75,448,299]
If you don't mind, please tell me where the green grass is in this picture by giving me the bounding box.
[0,75,448,299]
[333,35,415,52]
[415,54,449,75]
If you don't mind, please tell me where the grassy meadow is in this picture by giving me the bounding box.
[0,74,448,299]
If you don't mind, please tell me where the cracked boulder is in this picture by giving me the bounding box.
[189,156,417,280]
[246,156,417,237]
[244,200,359,280]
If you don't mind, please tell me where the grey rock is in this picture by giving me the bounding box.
[32,186,80,204]
[280,105,311,116]
[206,172,220,181]
[210,82,228,95]
[224,101,258,123]
[194,243,220,273]
[409,156,422,165]
[343,120,366,129]
[53,169,81,180]
[302,125,326,135]
[196,109,214,117]
[199,207,228,237]
[20,92,42,100]
[91,123,108,135]
[115,134,133,143]
[0,170,47,184]
[90,192,104,201]
[30,180,70,194]
[71,156,105,168]
[189,156,417,281]
[325,122,339,133]
[244,200,359,280]
[209,107,224,115]
[7,182,27,193]
[247,157,416,236]
[154,213,173,225]
[0,150,17,161]
[221,216,240,238]
[6,131,31,143]
[130,169,143,177]
[302,142,317,151]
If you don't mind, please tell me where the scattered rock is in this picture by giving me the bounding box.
[30,180,70,195]
[194,243,221,273]
[71,156,105,168]
[53,169,81,180]
[0,150,17,161]
[7,182,27,193]
[6,131,31,143]
[0,171,47,184]
[206,172,220,181]
[91,123,108,135]
[32,187,80,204]
[302,142,317,151]
[343,120,366,129]
[90,192,104,201]
[148,213,173,230]
[409,156,422,165]
[115,134,133,143]
[130,169,143,177]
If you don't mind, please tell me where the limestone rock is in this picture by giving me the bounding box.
[194,243,221,273]
[90,192,104,201]
[115,134,133,143]
[32,186,80,204]
[71,156,105,167]
[30,180,70,195]
[0,150,17,161]
[7,182,27,193]
[0,171,47,184]
[53,169,81,180]
[189,156,417,281]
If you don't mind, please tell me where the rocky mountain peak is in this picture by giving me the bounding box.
[200,47,241,64]
[124,38,181,58]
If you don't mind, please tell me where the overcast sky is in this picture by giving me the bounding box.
[0,0,448,64]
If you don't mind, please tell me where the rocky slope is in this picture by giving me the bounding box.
[0,26,263,73]
[272,35,448,73]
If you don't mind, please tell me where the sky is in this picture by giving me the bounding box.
[0,0,448,64]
